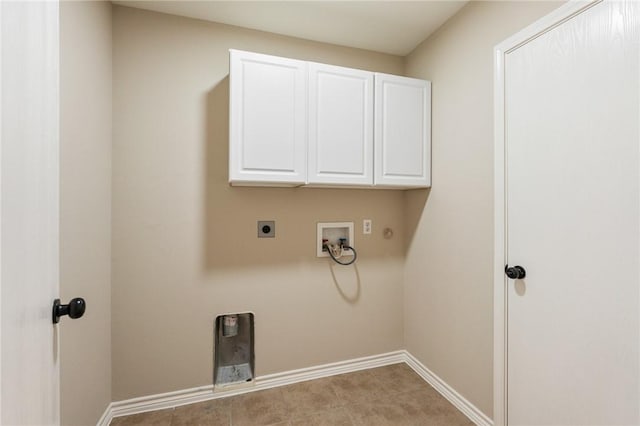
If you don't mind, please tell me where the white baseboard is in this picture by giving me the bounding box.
[103,350,405,423]
[96,402,113,426]
[404,351,493,426]
[99,350,492,426]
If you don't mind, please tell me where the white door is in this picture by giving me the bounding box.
[502,1,639,424]
[229,49,307,186]
[308,62,373,186]
[374,73,430,188]
[1,1,61,424]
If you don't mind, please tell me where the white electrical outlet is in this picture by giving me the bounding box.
[363,219,372,234]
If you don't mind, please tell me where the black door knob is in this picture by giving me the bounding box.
[52,298,86,324]
[505,265,526,280]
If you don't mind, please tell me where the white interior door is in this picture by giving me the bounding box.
[1,1,60,424]
[504,1,639,424]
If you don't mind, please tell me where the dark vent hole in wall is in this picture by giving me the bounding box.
[214,312,255,389]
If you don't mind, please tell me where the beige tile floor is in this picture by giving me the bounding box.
[110,363,474,426]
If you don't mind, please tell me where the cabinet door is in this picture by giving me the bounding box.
[229,50,307,186]
[308,62,373,186]
[374,73,431,188]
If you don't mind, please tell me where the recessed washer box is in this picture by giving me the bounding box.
[317,222,354,257]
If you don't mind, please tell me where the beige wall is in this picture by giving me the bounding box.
[65,1,568,413]
[60,1,112,425]
[112,6,406,400]
[403,1,562,418]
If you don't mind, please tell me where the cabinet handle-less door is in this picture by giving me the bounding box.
[229,50,307,186]
[307,62,373,186]
[374,73,431,188]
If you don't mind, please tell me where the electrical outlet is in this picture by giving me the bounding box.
[257,221,275,238]
[363,219,372,235]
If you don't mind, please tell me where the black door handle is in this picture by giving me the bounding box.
[505,265,526,279]
[52,298,86,324]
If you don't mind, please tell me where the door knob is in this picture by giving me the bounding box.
[52,298,86,324]
[505,265,526,280]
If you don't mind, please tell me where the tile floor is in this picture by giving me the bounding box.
[110,363,474,426]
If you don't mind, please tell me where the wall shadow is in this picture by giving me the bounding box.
[328,263,361,304]
[403,188,431,255]
[203,77,312,271]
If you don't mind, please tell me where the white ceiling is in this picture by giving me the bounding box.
[112,1,468,56]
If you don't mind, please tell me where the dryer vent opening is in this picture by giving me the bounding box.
[214,313,255,389]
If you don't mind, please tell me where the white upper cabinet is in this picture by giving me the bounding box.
[228,50,431,189]
[374,73,431,188]
[229,50,307,186]
[307,63,374,186]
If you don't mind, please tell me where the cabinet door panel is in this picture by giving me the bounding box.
[308,63,373,185]
[229,50,307,185]
[375,74,431,188]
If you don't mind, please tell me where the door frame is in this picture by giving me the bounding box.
[0,0,3,419]
[493,1,602,425]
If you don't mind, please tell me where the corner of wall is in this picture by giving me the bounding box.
[400,0,564,419]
